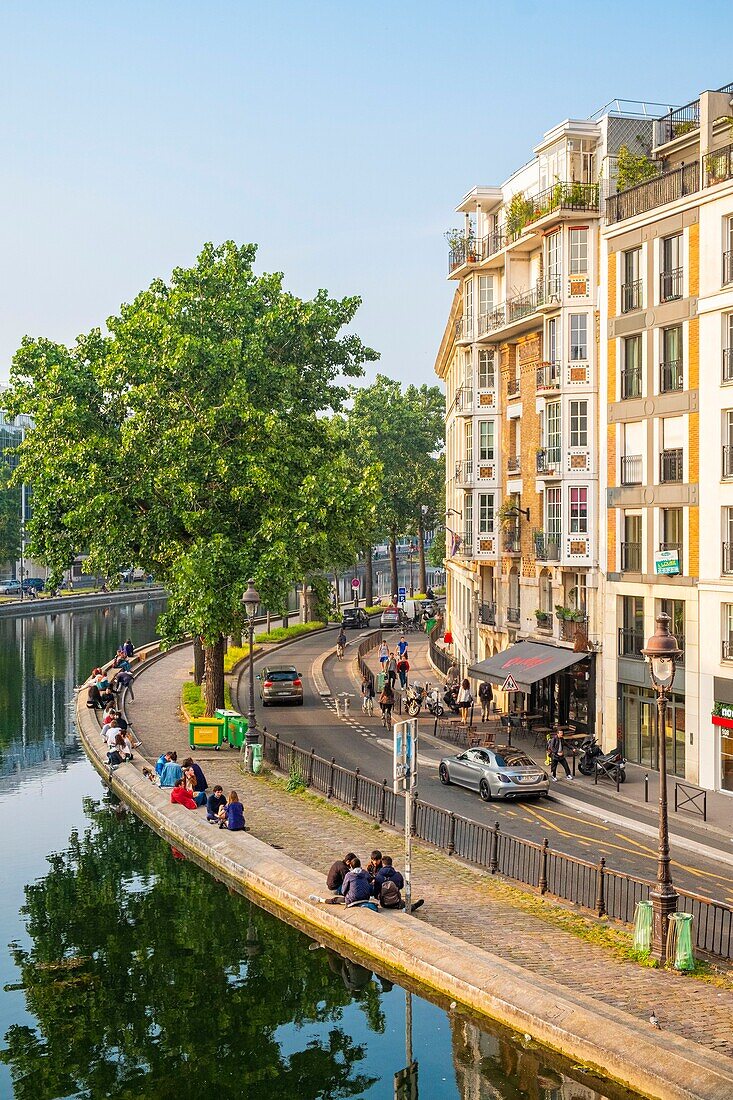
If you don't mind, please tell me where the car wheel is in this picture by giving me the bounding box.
[298,699,304,706]
[479,779,492,802]
[438,763,450,785]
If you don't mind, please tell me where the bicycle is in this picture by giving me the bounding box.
[381,704,393,729]
[362,695,374,717]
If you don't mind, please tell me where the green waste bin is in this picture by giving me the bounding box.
[228,716,249,749]
[215,709,241,746]
[188,718,225,750]
[251,743,263,774]
[668,912,695,971]
[633,899,653,956]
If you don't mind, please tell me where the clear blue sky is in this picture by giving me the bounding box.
[0,0,729,387]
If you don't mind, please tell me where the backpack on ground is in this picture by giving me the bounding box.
[379,879,402,909]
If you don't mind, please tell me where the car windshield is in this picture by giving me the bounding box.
[266,670,298,682]
[494,752,536,768]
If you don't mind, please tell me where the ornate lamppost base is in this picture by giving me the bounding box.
[650,887,679,964]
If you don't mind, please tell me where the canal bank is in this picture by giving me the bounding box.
[77,644,733,1100]
[0,585,167,619]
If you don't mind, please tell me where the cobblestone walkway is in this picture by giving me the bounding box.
[127,645,733,1060]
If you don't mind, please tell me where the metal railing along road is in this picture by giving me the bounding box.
[258,730,733,960]
[428,622,455,677]
[606,162,699,225]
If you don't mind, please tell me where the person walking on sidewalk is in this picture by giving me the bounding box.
[396,654,410,689]
[478,680,493,722]
[387,652,397,690]
[548,729,573,782]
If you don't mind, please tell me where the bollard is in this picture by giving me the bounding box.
[595,857,606,917]
[378,779,387,824]
[594,761,598,785]
[352,768,360,810]
[644,772,649,803]
[616,762,620,793]
[343,694,350,717]
[327,756,336,799]
[489,821,500,874]
[447,812,456,856]
[334,697,341,719]
[307,747,315,788]
[571,751,576,777]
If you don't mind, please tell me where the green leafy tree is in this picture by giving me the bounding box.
[616,144,658,193]
[0,467,21,570]
[5,242,378,713]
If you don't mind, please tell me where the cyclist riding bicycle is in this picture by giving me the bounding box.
[336,629,347,660]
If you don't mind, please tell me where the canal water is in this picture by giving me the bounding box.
[0,601,637,1099]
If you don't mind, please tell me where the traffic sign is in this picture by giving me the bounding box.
[393,718,417,793]
[351,577,360,589]
[501,674,520,692]
[398,586,406,598]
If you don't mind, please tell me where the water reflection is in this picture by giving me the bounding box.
[0,600,165,785]
[2,794,635,1100]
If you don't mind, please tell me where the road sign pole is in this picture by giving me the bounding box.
[404,775,412,911]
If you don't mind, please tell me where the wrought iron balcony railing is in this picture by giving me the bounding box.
[606,162,699,225]
[620,454,642,485]
[536,448,560,475]
[507,454,521,474]
[621,365,641,399]
[659,542,683,572]
[533,530,561,561]
[723,446,733,479]
[503,532,521,554]
[660,359,683,393]
[618,627,645,659]
[536,360,560,391]
[723,348,733,384]
[660,267,683,303]
[621,279,643,313]
[478,602,496,626]
[454,459,473,484]
[722,542,733,574]
[722,639,733,662]
[654,99,699,147]
[506,606,520,624]
[620,542,642,572]
[724,250,733,287]
[705,143,733,187]
[660,448,683,483]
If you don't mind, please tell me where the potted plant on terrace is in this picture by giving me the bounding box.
[535,609,552,630]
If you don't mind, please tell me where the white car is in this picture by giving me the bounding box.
[380,607,401,628]
[0,579,22,596]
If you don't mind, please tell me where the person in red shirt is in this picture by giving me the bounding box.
[170,779,198,810]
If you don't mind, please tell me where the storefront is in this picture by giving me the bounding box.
[468,641,595,738]
[618,683,685,777]
[711,683,733,795]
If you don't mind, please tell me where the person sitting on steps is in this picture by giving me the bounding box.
[373,856,424,912]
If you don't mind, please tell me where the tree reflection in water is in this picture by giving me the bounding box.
[2,795,377,1099]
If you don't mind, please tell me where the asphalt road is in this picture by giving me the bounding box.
[237,625,733,906]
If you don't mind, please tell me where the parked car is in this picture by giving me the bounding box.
[119,567,147,582]
[22,578,44,593]
[258,665,304,706]
[0,579,22,596]
[341,607,369,629]
[380,607,401,628]
[438,746,550,801]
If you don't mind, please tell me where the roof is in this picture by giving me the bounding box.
[468,642,588,693]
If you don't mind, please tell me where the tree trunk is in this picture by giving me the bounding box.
[203,635,225,716]
[417,522,427,593]
[333,570,341,615]
[389,531,398,598]
[364,545,373,606]
[193,636,205,686]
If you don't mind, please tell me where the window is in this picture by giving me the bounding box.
[622,513,642,571]
[539,569,553,613]
[723,604,733,661]
[547,316,559,363]
[662,234,681,274]
[724,508,733,572]
[464,493,473,541]
[659,599,684,644]
[569,400,588,447]
[546,487,561,540]
[569,314,588,360]
[569,486,588,533]
[724,315,733,383]
[725,216,733,285]
[478,492,494,534]
[464,278,473,327]
[546,401,561,462]
[661,235,682,301]
[478,420,494,461]
[569,228,588,275]
[464,419,473,463]
[661,325,683,392]
[478,275,494,317]
[478,349,495,389]
[567,572,587,613]
[622,335,642,398]
[546,232,561,297]
[661,508,683,572]
[622,248,641,312]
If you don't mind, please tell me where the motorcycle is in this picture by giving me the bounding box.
[405,682,444,718]
[576,736,626,781]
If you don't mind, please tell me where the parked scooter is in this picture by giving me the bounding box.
[405,681,444,718]
[576,736,626,781]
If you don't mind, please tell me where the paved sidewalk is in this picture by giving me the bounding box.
[124,645,733,1062]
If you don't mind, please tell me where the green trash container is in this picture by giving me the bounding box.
[633,899,653,956]
[668,912,695,971]
[251,743,263,774]
[215,708,240,744]
[188,718,225,750]
[377,672,385,692]
[228,716,249,749]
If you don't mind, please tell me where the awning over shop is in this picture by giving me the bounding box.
[468,642,587,694]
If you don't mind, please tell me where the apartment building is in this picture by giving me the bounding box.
[600,83,733,792]
[436,109,655,737]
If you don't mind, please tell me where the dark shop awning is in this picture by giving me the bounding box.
[468,642,586,693]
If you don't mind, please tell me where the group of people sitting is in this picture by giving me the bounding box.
[101,705,139,765]
[320,849,423,913]
[86,639,135,710]
[143,751,246,832]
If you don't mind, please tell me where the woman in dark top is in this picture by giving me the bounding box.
[220,790,245,831]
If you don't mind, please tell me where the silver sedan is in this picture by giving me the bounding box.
[438,747,550,801]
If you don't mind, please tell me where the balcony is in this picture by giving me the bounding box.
[508,182,599,240]
[606,162,699,225]
[544,274,562,303]
[620,279,643,314]
[660,359,683,393]
[536,448,559,476]
[724,250,733,287]
[620,542,642,572]
[660,267,683,303]
[722,542,733,574]
[454,384,474,416]
[507,454,520,474]
[533,529,560,561]
[618,627,645,659]
[478,602,496,626]
[654,99,699,148]
[455,531,473,558]
[621,365,641,399]
[660,448,683,483]
[448,237,481,274]
[536,360,560,392]
[506,606,520,624]
[506,283,544,323]
[723,348,733,384]
[480,230,506,259]
[724,639,733,662]
[723,446,733,479]
[620,454,642,485]
[454,316,474,342]
[481,305,507,334]
[503,532,521,554]
[454,459,473,485]
[559,616,588,644]
[705,143,733,187]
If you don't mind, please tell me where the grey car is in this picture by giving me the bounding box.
[438,746,549,801]
[258,665,304,706]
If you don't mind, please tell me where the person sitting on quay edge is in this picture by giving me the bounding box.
[123,638,135,658]
[107,733,127,768]
[340,857,373,908]
[206,785,227,823]
[159,752,183,788]
[113,667,135,701]
[155,750,171,777]
[366,850,382,882]
[220,790,246,831]
[170,778,198,810]
[182,757,208,807]
[372,855,424,912]
[87,682,103,710]
[326,852,357,895]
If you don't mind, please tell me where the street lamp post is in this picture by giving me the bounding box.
[241,578,261,772]
[408,542,415,598]
[641,612,682,964]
